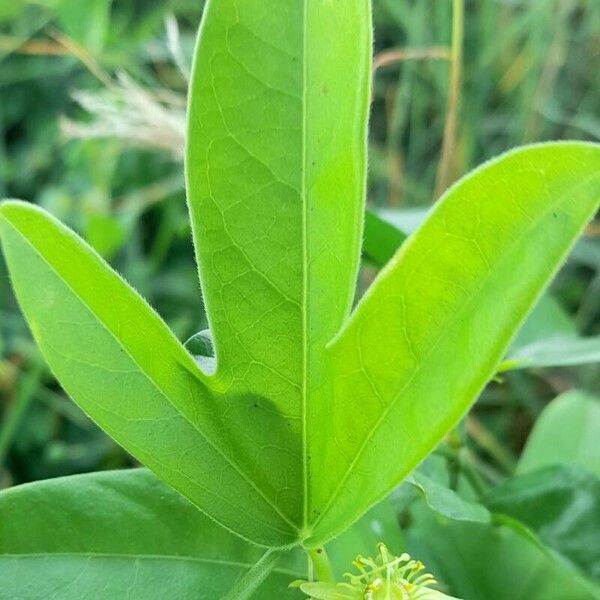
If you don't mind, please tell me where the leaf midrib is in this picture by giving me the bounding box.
[0,553,302,577]
[311,170,600,535]
[301,0,309,534]
[1,214,298,538]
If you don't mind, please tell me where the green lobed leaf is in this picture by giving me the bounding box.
[518,390,600,477]
[0,469,305,599]
[1,0,600,553]
[485,465,600,581]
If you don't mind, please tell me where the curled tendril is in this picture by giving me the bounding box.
[291,544,461,600]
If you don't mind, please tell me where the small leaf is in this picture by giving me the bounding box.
[363,209,407,267]
[485,465,600,580]
[408,501,600,600]
[406,472,490,524]
[500,335,600,371]
[518,390,600,477]
[500,296,600,371]
[509,294,577,349]
[0,469,305,599]
[184,329,216,374]
[184,329,214,357]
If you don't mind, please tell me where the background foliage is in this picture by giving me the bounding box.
[0,0,599,597]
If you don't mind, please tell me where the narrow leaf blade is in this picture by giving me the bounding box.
[307,142,600,544]
[501,335,600,371]
[0,200,297,546]
[406,472,490,524]
[486,465,600,580]
[363,209,408,267]
[186,0,372,538]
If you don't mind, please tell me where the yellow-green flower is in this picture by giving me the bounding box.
[292,544,461,600]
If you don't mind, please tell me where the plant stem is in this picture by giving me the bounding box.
[307,547,335,584]
[522,0,574,142]
[373,46,451,71]
[459,451,488,498]
[434,0,464,198]
[224,549,278,600]
[465,416,516,474]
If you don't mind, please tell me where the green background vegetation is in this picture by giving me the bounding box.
[0,1,599,597]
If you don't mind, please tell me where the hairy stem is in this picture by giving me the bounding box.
[224,549,278,600]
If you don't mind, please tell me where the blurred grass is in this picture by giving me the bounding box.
[0,0,599,487]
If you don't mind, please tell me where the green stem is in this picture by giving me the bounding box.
[307,547,335,584]
[458,450,488,498]
[224,549,278,600]
[466,416,516,474]
[434,0,464,198]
